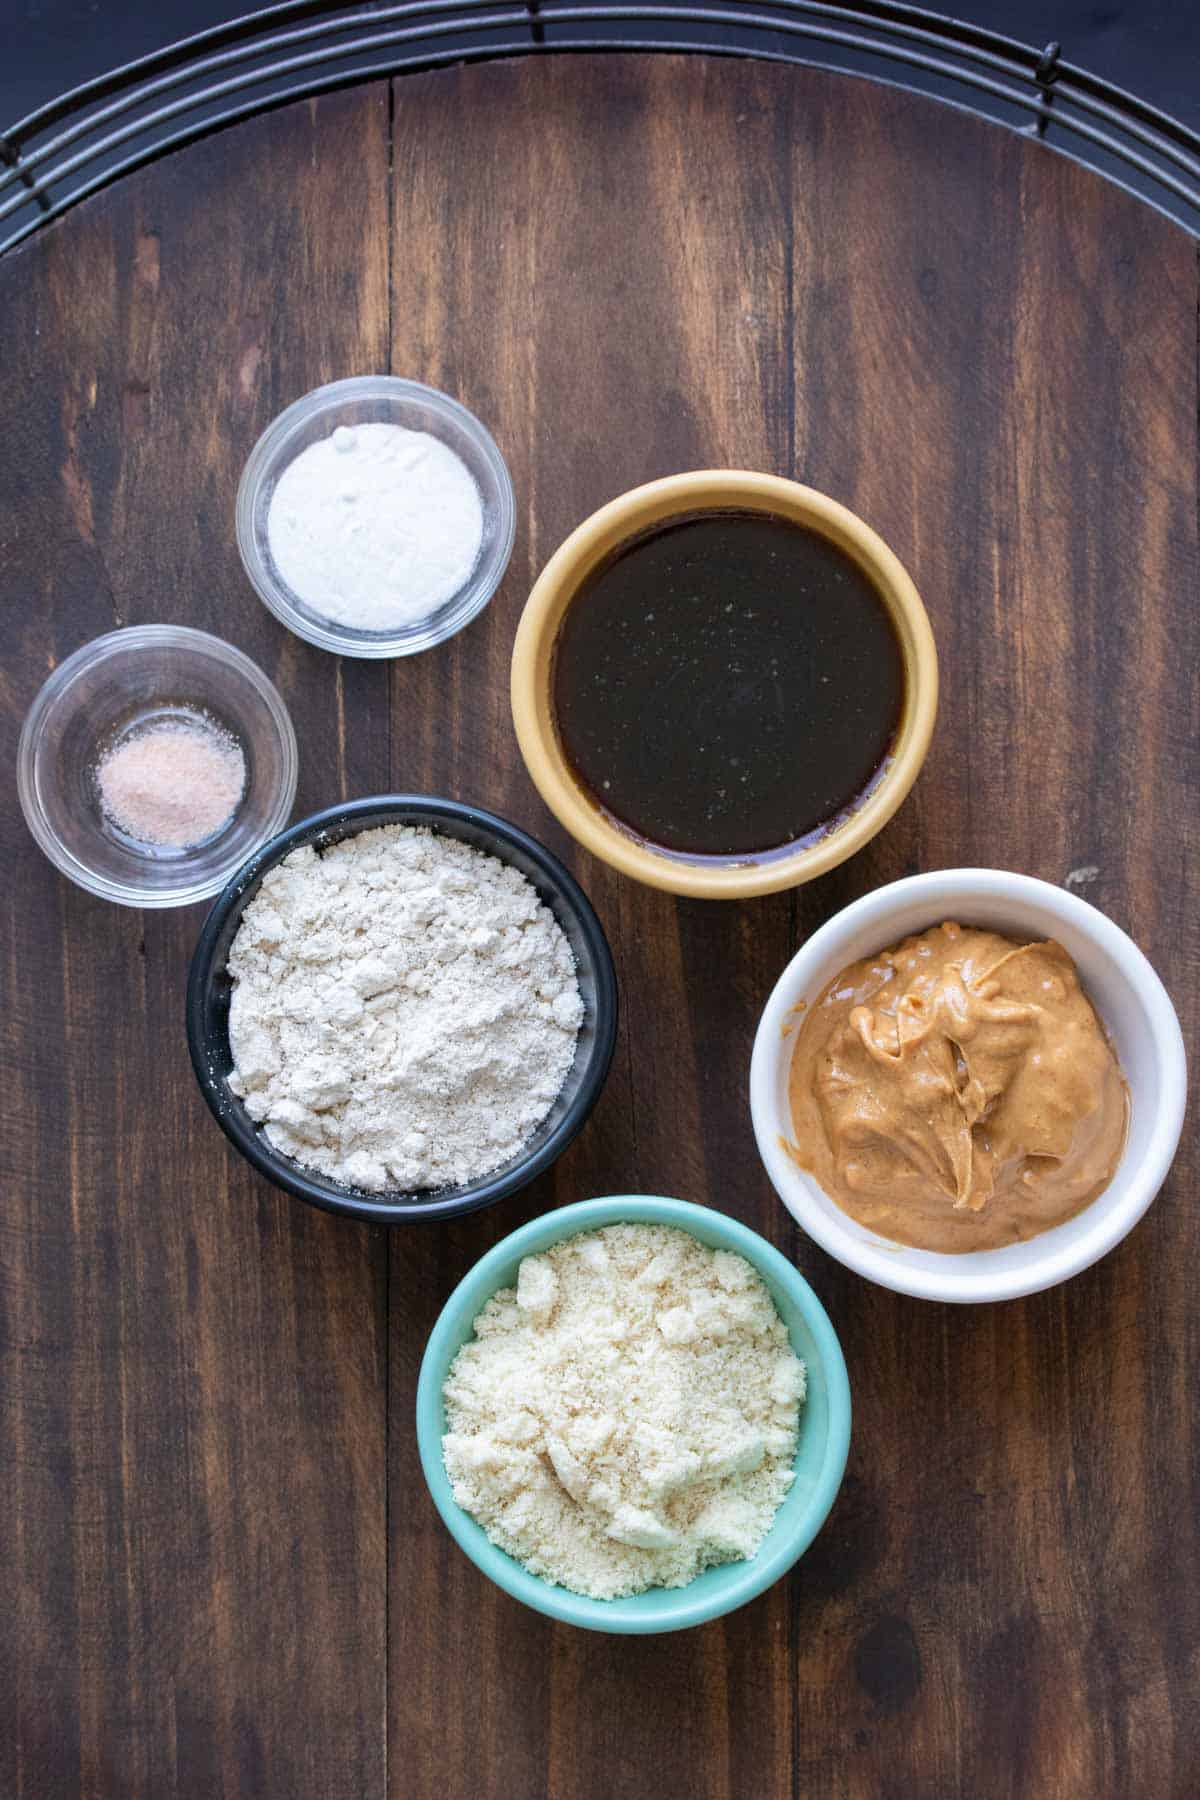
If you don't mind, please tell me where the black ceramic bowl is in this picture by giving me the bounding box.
[186,796,619,1223]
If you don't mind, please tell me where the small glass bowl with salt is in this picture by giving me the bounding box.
[17,625,297,908]
[235,376,516,658]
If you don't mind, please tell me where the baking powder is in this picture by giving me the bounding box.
[266,422,484,631]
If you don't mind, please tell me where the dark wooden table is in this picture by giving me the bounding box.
[2,54,1196,1800]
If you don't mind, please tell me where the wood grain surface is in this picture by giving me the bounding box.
[1,53,1196,1800]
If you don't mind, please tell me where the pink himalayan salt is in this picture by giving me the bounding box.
[96,718,245,848]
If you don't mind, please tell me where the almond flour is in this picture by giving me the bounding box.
[442,1223,805,1599]
[226,824,583,1191]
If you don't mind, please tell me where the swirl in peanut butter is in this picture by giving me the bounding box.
[786,922,1129,1252]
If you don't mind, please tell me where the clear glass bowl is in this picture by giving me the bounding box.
[235,376,516,658]
[18,625,298,908]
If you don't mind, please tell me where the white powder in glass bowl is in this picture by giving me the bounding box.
[266,422,484,632]
[442,1223,806,1599]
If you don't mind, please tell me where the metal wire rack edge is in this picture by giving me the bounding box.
[1,0,1198,255]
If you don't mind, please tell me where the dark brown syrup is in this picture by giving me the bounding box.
[551,510,905,859]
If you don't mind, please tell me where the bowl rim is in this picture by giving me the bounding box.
[415,1194,852,1633]
[510,471,938,899]
[235,375,517,660]
[749,868,1189,1303]
[17,622,298,908]
[185,794,619,1222]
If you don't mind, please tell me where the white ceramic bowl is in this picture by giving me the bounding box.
[750,870,1187,1303]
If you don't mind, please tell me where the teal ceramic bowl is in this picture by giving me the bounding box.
[415,1196,852,1634]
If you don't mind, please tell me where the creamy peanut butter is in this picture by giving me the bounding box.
[786,921,1129,1252]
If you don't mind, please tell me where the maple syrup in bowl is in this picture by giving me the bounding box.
[512,472,937,899]
[552,510,904,862]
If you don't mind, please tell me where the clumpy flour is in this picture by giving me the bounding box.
[226,825,582,1191]
[442,1224,806,1599]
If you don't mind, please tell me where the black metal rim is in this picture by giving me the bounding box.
[2,1,1198,255]
[185,795,620,1225]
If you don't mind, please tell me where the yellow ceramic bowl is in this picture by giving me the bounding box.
[511,472,938,899]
